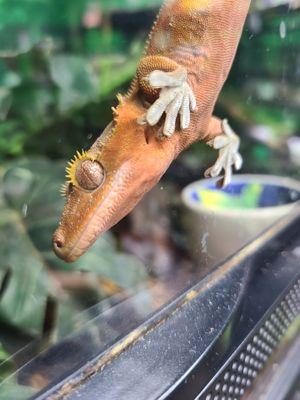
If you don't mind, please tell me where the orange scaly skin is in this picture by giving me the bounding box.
[53,0,251,262]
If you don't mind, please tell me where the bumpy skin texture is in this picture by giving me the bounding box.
[53,0,251,262]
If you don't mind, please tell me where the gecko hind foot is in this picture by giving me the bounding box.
[138,67,197,138]
[204,119,243,188]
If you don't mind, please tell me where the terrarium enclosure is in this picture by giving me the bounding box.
[0,0,300,398]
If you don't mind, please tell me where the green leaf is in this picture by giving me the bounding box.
[12,86,54,123]
[78,251,148,289]
[0,341,16,382]
[0,27,41,58]
[0,157,148,336]
[0,88,12,120]
[99,0,161,11]
[0,61,21,89]
[0,381,34,400]
[3,166,36,210]
[0,342,10,362]
[49,55,99,112]
[97,51,140,97]
[0,121,27,157]
[0,208,50,335]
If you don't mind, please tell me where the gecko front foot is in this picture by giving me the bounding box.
[139,67,197,138]
[204,119,243,188]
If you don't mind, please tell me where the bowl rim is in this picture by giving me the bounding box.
[181,174,300,217]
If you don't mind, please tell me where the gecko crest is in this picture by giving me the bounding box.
[60,182,69,197]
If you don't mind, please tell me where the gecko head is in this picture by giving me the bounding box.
[53,98,169,263]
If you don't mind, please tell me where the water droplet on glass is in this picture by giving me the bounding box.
[279,21,286,39]
[22,203,28,217]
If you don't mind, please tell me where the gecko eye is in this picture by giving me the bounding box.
[75,160,105,191]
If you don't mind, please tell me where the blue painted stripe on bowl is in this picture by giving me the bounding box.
[191,191,200,202]
[259,185,300,207]
[194,182,247,196]
[189,181,300,207]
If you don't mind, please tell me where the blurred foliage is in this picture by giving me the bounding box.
[0,160,149,399]
[220,7,300,149]
[0,341,35,399]
[0,0,146,161]
[0,382,34,400]
[0,42,141,158]
[0,0,299,161]
[0,1,154,389]
[0,157,148,367]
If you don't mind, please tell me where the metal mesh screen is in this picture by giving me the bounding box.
[201,278,300,400]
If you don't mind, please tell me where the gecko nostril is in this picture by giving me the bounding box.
[53,232,65,251]
[54,240,63,249]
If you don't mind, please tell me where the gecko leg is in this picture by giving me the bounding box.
[138,67,197,138]
[204,119,243,187]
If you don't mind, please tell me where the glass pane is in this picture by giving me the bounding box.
[0,0,299,398]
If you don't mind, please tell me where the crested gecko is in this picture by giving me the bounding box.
[53,0,251,262]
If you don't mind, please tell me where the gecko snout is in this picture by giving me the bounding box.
[52,231,67,258]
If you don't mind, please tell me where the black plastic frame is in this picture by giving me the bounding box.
[33,209,300,400]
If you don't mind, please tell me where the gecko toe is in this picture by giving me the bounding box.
[144,67,196,138]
